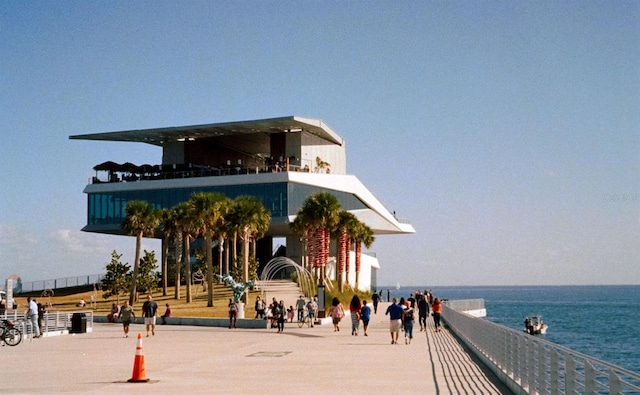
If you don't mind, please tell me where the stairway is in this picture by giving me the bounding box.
[254,279,306,311]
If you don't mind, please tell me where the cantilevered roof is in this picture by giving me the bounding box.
[69,116,344,147]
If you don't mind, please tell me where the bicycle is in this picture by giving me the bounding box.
[297,310,311,328]
[1,319,23,346]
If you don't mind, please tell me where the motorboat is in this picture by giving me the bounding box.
[524,315,548,335]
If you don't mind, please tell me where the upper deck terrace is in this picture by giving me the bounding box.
[90,157,326,185]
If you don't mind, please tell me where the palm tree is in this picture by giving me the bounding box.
[122,200,160,305]
[189,192,229,307]
[227,196,271,288]
[352,222,374,290]
[174,201,195,303]
[159,208,179,297]
[291,193,341,286]
[290,205,314,271]
[334,211,359,291]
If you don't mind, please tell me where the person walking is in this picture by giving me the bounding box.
[329,297,344,332]
[142,294,158,337]
[37,300,46,336]
[385,297,403,344]
[402,301,415,344]
[360,300,371,336]
[25,297,41,338]
[349,295,362,336]
[275,300,285,333]
[432,297,443,332]
[306,298,317,327]
[118,300,135,338]
[371,292,380,314]
[254,296,265,319]
[228,298,238,329]
[417,294,429,331]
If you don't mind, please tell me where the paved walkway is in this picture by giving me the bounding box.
[2,302,513,394]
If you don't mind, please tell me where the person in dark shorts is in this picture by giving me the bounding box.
[118,300,135,338]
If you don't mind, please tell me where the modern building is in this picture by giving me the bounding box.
[70,116,414,290]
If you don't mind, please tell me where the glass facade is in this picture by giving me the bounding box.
[87,182,367,228]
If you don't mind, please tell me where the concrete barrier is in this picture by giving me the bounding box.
[93,315,268,328]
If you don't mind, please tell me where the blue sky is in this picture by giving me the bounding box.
[1,1,638,286]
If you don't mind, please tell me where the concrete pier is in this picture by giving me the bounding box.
[1,302,513,394]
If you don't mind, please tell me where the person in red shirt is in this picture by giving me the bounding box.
[432,297,443,332]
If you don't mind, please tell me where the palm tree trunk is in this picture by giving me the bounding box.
[338,229,346,291]
[174,233,182,300]
[224,237,230,274]
[232,232,238,267]
[355,241,362,290]
[185,235,192,303]
[243,229,250,283]
[345,239,352,286]
[306,229,314,272]
[162,235,169,296]
[205,231,214,307]
[129,231,143,305]
[218,235,225,276]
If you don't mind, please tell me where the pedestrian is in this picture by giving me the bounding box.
[107,303,120,323]
[228,298,238,329]
[254,296,265,319]
[329,297,344,332]
[142,294,158,337]
[118,300,135,338]
[161,303,172,325]
[371,292,380,314]
[360,300,371,336]
[37,299,46,336]
[286,305,294,323]
[25,297,41,338]
[275,300,285,333]
[432,297,443,332]
[408,293,416,309]
[349,295,362,336]
[306,298,317,327]
[385,297,403,344]
[417,294,430,331]
[296,295,306,321]
[402,301,415,344]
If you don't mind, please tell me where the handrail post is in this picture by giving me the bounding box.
[565,352,576,394]
[550,349,559,394]
[538,344,549,395]
[609,370,622,394]
[584,361,596,394]
[527,338,536,392]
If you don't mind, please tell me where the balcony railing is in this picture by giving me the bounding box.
[90,161,326,185]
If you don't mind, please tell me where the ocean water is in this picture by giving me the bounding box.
[382,285,640,374]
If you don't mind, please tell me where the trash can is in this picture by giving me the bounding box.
[71,312,87,334]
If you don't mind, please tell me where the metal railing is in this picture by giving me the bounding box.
[18,274,104,293]
[443,303,640,394]
[1,310,94,339]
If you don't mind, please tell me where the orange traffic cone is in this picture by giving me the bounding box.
[128,333,150,382]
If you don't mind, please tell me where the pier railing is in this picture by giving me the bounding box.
[1,310,94,338]
[443,303,640,395]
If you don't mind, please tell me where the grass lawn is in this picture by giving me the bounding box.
[15,284,259,318]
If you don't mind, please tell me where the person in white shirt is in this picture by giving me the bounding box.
[25,297,41,338]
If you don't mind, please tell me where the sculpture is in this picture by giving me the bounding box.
[215,274,253,303]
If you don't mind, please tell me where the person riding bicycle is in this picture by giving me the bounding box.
[296,295,306,321]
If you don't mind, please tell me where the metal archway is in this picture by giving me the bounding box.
[257,257,316,298]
